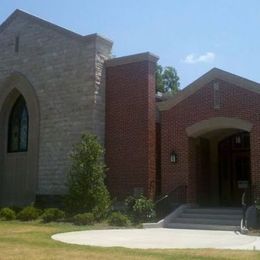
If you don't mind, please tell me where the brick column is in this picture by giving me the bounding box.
[187,137,198,203]
[250,126,260,199]
[105,52,159,199]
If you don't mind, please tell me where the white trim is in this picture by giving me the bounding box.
[186,117,253,138]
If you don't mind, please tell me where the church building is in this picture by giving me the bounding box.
[0,10,259,207]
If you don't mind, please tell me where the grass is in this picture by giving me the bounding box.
[0,221,260,259]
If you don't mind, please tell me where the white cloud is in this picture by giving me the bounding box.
[182,52,216,64]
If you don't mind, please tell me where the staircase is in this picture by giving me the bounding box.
[165,207,242,231]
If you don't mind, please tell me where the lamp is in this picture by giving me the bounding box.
[170,151,177,164]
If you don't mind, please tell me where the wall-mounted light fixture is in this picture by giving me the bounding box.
[235,135,241,144]
[170,151,177,164]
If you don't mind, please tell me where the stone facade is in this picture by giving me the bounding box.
[0,10,112,205]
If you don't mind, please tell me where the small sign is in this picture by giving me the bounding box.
[238,180,249,189]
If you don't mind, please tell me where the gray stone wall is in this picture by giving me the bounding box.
[0,12,112,196]
[93,39,112,143]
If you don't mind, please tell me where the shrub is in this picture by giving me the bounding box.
[73,212,95,225]
[133,196,156,222]
[65,133,111,218]
[0,208,16,220]
[108,212,130,226]
[41,208,65,223]
[125,195,156,223]
[10,206,22,214]
[17,206,40,221]
[125,196,136,214]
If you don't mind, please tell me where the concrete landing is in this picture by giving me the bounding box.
[52,228,260,250]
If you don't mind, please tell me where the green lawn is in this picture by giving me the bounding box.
[0,221,260,260]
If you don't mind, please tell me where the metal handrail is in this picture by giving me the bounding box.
[155,184,187,205]
[154,194,168,205]
[241,186,255,229]
[241,190,247,228]
[155,185,187,218]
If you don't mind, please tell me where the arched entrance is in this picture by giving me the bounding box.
[0,73,40,206]
[186,117,253,206]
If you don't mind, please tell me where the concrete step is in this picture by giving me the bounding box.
[173,217,240,226]
[165,206,243,231]
[165,222,240,231]
[181,213,242,220]
[183,208,242,215]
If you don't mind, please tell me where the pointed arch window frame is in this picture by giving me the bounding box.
[7,95,29,153]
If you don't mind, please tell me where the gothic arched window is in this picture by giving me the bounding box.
[8,96,29,152]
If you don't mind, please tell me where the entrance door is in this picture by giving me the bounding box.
[232,152,250,205]
[219,132,250,206]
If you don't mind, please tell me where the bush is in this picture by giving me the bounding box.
[10,206,23,214]
[73,212,95,225]
[17,206,40,221]
[0,208,16,220]
[41,208,65,223]
[65,133,111,218]
[108,212,130,226]
[125,195,156,223]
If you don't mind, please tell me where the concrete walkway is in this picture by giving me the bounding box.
[52,228,260,250]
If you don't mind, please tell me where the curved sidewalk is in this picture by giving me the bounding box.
[52,228,260,250]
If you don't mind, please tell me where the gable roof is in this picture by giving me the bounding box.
[0,9,113,47]
[158,68,260,111]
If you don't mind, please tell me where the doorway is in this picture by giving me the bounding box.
[194,130,251,206]
[219,132,250,206]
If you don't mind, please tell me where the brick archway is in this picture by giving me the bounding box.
[186,117,253,138]
[186,117,254,205]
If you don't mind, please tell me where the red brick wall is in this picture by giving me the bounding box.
[105,56,157,199]
[155,122,162,196]
[160,80,260,202]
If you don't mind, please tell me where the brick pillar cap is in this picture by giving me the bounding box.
[106,52,159,67]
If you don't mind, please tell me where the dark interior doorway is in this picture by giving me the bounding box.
[218,132,250,206]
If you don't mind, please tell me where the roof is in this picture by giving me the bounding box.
[106,52,159,67]
[0,9,113,47]
[158,68,260,111]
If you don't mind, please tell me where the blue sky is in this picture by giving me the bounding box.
[1,1,260,88]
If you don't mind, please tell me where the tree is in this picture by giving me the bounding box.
[65,133,111,219]
[156,65,180,94]
[156,65,164,93]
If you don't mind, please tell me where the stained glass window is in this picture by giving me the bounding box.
[8,96,28,152]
